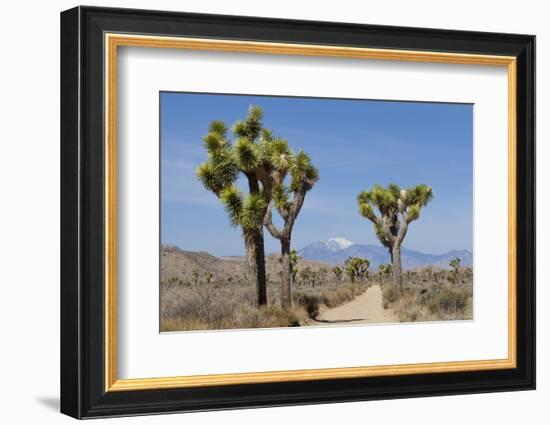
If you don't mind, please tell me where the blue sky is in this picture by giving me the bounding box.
[161,92,473,256]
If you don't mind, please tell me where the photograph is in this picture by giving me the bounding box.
[57,4,536,419]
[160,93,474,332]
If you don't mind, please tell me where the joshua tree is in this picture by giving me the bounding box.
[263,144,319,309]
[357,184,433,296]
[203,272,213,284]
[345,257,369,296]
[345,257,370,283]
[449,257,462,285]
[318,267,329,286]
[197,106,275,306]
[332,266,343,284]
[299,266,317,288]
[378,264,392,283]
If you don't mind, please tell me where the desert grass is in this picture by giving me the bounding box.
[160,280,369,332]
[381,269,473,322]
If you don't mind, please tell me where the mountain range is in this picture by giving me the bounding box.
[297,237,472,270]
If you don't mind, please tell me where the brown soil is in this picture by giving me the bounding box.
[315,285,397,325]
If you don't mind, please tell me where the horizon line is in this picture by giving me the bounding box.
[161,242,473,258]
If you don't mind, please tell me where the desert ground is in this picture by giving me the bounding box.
[160,245,473,332]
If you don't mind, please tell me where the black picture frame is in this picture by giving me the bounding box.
[61,5,535,419]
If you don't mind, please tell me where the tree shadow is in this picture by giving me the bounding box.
[312,318,366,324]
[35,396,59,411]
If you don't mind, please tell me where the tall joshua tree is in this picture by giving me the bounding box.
[357,184,433,296]
[263,149,319,310]
[197,106,273,306]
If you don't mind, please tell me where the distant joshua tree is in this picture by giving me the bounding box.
[449,257,462,285]
[263,139,319,309]
[344,257,370,283]
[318,267,329,286]
[378,264,392,283]
[357,184,433,297]
[279,249,302,288]
[197,106,273,306]
[299,266,316,288]
[332,266,343,284]
[203,272,213,285]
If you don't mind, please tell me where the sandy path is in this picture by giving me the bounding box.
[315,285,398,325]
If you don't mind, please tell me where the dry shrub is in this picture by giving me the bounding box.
[321,287,356,308]
[293,292,322,318]
[382,286,398,307]
[161,279,369,330]
[225,304,305,329]
[394,291,423,322]
[427,287,470,316]
[381,274,473,323]
[161,282,313,331]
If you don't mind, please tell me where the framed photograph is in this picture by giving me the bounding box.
[60,6,535,419]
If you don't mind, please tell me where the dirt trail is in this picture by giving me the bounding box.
[315,285,398,325]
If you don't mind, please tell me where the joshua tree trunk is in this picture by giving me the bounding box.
[245,230,267,307]
[392,244,403,296]
[455,268,461,286]
[280,236,292,310]
[247,177,268,306]
[264,189,310,311]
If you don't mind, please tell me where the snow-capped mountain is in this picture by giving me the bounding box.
[325,237,354,251]
[297,237,355,262]
[297,238,472,270]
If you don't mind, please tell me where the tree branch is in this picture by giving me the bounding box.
[263,206,284,239]
[283,187,306,235]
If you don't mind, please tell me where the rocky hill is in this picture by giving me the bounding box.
[161,245,333,283]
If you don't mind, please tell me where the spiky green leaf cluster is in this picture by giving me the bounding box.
[233,105,263,140]
[197,122,238,195]
[290,150,319,192]
[408,204,420,221]
[208,120,227,136]
[233,138,260,172]
[220,186,243,227]
[196,161,235,196]
[240,193,268,230]
[269,138,293,172]
[403,184,433,206]
[359,202,376,221]
[272,184,290,210]
[260,128,273,143]
[357,184,400,215]
[219,186,268,231]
